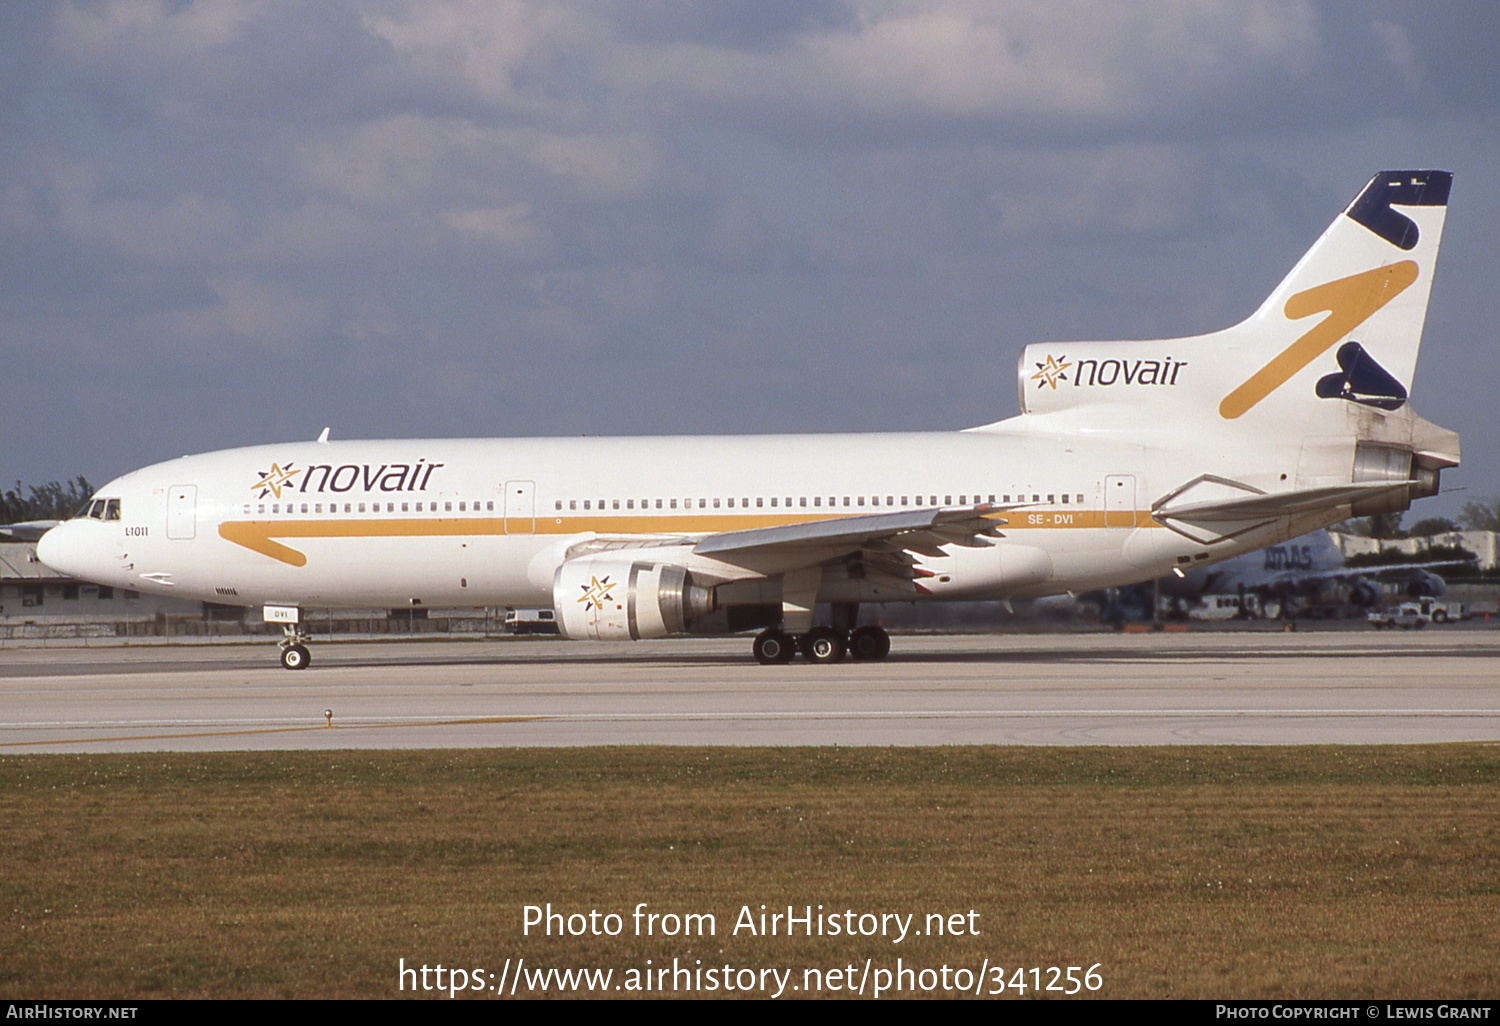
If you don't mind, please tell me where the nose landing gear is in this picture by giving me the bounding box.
[278,625,313,670]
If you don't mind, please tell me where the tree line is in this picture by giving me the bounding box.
[1,478,95,522]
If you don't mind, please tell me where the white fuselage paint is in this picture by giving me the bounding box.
[36,418,1331,614]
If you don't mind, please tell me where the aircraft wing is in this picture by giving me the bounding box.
[562,505,1013,579]
[690,505,1009,576]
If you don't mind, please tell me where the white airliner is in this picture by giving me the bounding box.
[37,170,1460,669]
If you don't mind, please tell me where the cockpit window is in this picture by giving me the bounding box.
[83,498,122,521]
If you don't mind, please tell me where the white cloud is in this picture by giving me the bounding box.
[151,275,327,357]
[988,144,1200,235]
[52,164,241,263]
[1371,20,1422,92]
[607,0,1320,127]
[441,202,548,252]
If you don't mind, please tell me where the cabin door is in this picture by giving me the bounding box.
[504,480,535,534]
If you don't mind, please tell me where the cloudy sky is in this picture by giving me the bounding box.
[3,1,1497,519]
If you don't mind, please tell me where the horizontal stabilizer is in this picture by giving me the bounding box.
[1155,481,1413,523]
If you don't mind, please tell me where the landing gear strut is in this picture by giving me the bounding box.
[278,625,312,671]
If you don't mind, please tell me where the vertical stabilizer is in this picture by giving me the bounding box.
[1011,171,1451,438]
[1218,170,1449,422]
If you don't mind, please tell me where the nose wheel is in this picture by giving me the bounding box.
[277,624,313,670]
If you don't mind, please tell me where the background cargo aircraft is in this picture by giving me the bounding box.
[37,171,1460,668]
[1082,529,1467,623]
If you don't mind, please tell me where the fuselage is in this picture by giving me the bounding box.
[36,413,1331,615]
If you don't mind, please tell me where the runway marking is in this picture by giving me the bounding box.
[0,715,546,748]
[4,709,1498,748]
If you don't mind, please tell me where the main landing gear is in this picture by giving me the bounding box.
[752,625,891,665]
[278,625,313,671]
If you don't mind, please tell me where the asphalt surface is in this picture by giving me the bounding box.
[1,628,1496,752]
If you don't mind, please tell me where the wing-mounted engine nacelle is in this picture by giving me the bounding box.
[1347,577,1382,608]
[553,557,714,640]
[1405,570,1446,599]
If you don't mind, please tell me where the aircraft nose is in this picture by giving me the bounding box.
[35,521,84,577]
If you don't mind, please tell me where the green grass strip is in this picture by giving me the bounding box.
[2,746,1497,998]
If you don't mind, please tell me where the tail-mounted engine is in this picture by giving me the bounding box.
[553,557,714,640]
[1350,442,1442,516]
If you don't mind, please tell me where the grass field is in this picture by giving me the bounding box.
[2,745,1497,999]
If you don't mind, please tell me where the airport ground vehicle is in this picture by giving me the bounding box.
[1368,596,1464,627]
[36,171,1460,669]
[503,608,560,635]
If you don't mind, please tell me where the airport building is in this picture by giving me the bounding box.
[1331,530,1499,571]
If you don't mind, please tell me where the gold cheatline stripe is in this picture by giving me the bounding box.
[1219,261,1418,420]
[218,508,1146,565]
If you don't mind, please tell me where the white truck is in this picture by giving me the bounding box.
[1367,598,1465,629]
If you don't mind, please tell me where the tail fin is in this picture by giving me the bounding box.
[1219,170,1450,421]
[1014,170,1451,430]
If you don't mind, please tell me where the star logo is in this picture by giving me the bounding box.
[1030,354,1072,389]
[252,462,304,500]
[577,575,615,610]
